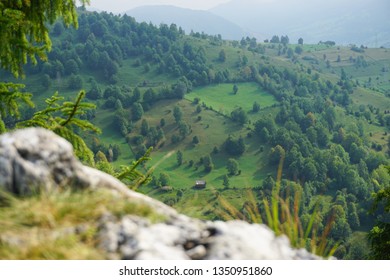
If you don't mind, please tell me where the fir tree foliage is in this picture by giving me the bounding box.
[17,90,99,165]
[115,147,153,189]
[0,82,34,130]
[0,0,89,77]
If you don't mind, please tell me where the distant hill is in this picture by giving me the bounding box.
[126,5,248,40]
[210,0,390,46]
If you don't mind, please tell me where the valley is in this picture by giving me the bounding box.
[2,8,389,259]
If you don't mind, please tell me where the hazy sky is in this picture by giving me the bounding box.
[87,0,232,13]
[85,0,369,13]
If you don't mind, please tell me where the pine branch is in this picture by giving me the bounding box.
[17,90,100,165]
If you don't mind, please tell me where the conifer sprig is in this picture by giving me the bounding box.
[17,91,100,165]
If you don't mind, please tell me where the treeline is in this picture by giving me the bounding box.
[22,9,236,88]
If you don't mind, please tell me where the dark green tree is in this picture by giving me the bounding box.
[87,80,102,100]
[176,150,183,166]
[41,74,51,90]
[179,121,190,138]
[218,49,226,62]
[159,172,170,186]
[192,135,199,145]
[173,105,183,124]
[233,84,239,94]
[231,108,248,125]
[252,101,260,113]
[223,174,230,188]
[227,158,239,175]
[203,155,214,173]
[131,103,144,121]
[269,145,285,165]
[68,74,83,90]
[140,119,149,136]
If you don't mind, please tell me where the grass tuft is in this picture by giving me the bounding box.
[215,157,337,258]
[0,189,165,259]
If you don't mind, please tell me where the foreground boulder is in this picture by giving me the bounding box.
[0,128,319,260]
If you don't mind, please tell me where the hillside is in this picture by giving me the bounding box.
[210,0,390,47]
[2,8,389,260]
[0,128,321,260]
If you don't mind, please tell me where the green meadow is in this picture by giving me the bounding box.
[186,82,277,118]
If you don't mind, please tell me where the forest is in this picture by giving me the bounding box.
[1,4,389,260]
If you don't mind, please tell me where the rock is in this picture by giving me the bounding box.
[0,128,322,260]
[0,128,177,218]
[0,128,79,194]
[187,245,207,260]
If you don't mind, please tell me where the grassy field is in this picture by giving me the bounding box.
[297,45,390,94]
[186,82,277,119]
[125,97,277,202]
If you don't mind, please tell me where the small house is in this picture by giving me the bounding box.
[194,180,206,189]
[161,186,173,192]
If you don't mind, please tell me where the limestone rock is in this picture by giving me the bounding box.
[0,128,79,194]
[0,128,321,260]
[0,128,177,218]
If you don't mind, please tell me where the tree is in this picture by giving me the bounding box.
[87,81,102,100]
[0,1,78,132]
[132,87,141,103]
[65,59,79,75]
[174,82,187,99]
[179,121,190,138]
[114,100,123,111]
[233,84,239,95]
[295,45,303,55]
[131,103,144,121]
[192,135,199,145]
[0,0,89,77]
[227,158,239,175]
[298,38,303,45]
[252,101,260,113]
[41,74,51,90]
[176,150,183,166]
[270,35,280,44]
[224,136,245,156]
[68,74,83,90]
[369,166,390,259]
[269,145,285,165]
[52,21,64,36]
[111,144,121,161]
[140,119,149,136]
[281,35,289,45]
[287,48,294,58]
[218,49,226,62]
[223,174,230,188]
[173,105,183,124]
[203,155,214,173]
[231,108,248,125]
[170,134,180,144]
[159,172,170,186]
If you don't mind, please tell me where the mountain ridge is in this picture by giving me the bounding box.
[210,0,390,46]
[125,5,248,40]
